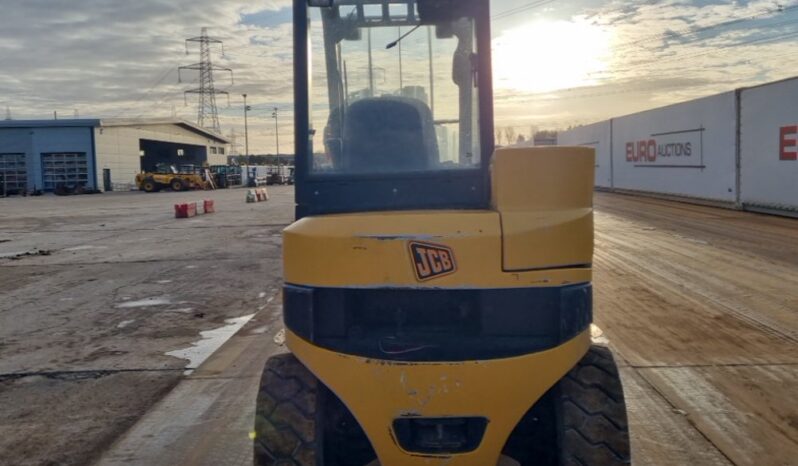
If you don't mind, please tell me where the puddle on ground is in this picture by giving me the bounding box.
[64,245,108,252]
[250,325,269,335]
[166,313,255,374]
[115,297,172,308]
[156,280,172,284]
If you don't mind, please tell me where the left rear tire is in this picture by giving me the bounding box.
[254,353,320,466]
[254,353,377,466]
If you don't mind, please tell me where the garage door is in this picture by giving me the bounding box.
[0,153,27,193]
[41,152,88,191]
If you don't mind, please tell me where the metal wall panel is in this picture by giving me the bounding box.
[610,92,738,202]
[557,120,612,188]
[740,77,798,212]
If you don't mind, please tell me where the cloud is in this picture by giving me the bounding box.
[2,0,798,151]
[490,0,798,133]
[0,0,292,153]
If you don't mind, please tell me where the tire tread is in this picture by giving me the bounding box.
[254,353,319,466]
[559,345,631,465]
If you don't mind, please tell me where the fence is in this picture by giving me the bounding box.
[558,77,798,216]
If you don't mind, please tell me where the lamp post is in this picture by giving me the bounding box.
[272,107,279,164]
[242,94,251,164]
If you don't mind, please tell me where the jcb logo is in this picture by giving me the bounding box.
[408,242,457,281]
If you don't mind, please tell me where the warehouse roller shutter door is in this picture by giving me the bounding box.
[0,153,27,194]
[41,152,89,191]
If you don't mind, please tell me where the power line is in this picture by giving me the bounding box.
[609,3,798,55]
[599,20,798,78]
[492,0,557,21]
[110,65,177,118]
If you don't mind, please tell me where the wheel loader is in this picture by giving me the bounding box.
[254,1,631,465]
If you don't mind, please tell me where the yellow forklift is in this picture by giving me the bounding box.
[254,1,630,464]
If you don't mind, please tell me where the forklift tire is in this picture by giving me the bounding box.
[502,345,630,466]
[254,353,321,466]
[558,344,630,465]
[141,178,159,193]
[254,353,377,466]
[170,178,187,191]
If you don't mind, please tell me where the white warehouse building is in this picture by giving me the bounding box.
[0,118,230,193]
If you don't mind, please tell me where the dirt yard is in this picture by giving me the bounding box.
[0,187,293,466]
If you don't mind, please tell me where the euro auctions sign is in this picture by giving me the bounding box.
[779,125,798,160]
[625,128,704,168]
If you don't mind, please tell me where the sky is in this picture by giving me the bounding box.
[1,0,798,153]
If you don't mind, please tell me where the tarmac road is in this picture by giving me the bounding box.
[95,192,798,466]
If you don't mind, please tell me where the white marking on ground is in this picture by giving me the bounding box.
[258,291,267,298]
[165,307,194,314]
[115,297,171,308]
[166,313,256,374]
[185,265,198,269]
[117,319,135,328]
[155,280,172,284]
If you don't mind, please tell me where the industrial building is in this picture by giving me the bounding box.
[0,118,230,193]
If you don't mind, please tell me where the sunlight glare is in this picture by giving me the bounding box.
[493,20,611,93]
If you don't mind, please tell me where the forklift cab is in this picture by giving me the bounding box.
[294,0,494,218]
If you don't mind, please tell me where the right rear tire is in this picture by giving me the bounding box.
[558,345,630,465]
[502,344,631,465]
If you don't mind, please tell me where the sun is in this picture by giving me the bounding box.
[492,19,611,93]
